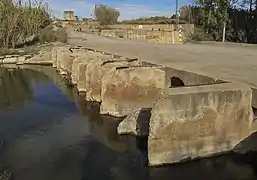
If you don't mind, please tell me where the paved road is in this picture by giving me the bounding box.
[67,31,257,88]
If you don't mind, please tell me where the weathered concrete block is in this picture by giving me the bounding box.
[17,56,26,65]
[100,66,166,117]
[148,83,253,166]
[52,46,58,67]
[117,108,151,136]
[71,53,107,87]
[112,66,226,136]
[84,60,104,102]
[85,59,140,102]
[71,57,84,85]
[56,46,71,70]
[57,48,83,74]
[251,87,257,109]
[76,62,88,92]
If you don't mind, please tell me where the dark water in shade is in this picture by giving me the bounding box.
[0,66,257,180]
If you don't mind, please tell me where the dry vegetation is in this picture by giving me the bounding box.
[0,0,67,54]
[38,26,67,44]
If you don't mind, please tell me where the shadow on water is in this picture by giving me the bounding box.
[0,66,257,180]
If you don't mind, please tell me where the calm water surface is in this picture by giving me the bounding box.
[0,66,257,180]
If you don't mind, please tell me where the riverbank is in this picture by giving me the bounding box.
[0,42,61,66]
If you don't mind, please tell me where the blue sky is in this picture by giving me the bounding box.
[45,0,191,20]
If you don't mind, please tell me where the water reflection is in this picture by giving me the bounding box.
[0,67,49,110]
[0,66,256,180]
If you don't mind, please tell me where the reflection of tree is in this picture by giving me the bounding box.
[0,67,50,109]
[23,68,50,85]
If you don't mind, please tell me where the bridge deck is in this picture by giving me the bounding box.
[67,32,257,88]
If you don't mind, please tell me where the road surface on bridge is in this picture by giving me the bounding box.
[67,31,257,88]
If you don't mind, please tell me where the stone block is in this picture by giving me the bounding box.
[112,66,225,135]
[76,62,88,92]
[71,56,87,84]
[71,52,109,87]
[56,46,92,77]
[100,66,166,117]
[71,56,84,85]
[148,83,253,166]
[17,56,26,65]
[85,59,140,102]
[57,48,79,74]
[51,46,59,67]
[117,108,151,136]
[251,87,257,109]
[56,46,71,70]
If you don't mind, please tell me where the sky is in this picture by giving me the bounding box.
[44,0,191,20]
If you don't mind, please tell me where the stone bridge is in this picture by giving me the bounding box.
[47,31,257,166]
[15,31,257,166]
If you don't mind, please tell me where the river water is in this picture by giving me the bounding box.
[0,66,257,180]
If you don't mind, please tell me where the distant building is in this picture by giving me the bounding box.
[63,11,76,21]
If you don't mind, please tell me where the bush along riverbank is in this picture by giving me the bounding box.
[0,0,67,59]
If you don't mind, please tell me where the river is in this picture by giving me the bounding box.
[0,66,256,180]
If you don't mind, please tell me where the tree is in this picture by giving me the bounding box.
[179,0,257,43]
[0,0,51,49]
[94,4,120,25]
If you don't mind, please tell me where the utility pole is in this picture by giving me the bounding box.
[222,21,226,43]
[172,0,179,44]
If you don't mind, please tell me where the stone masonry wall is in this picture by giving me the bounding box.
[58,21,194,44]
[101,29,185,44]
